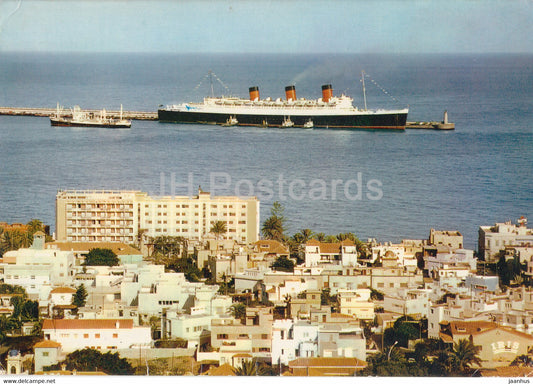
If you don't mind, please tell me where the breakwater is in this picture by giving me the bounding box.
[0,107,157,120]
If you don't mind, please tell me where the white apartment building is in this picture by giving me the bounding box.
[56,189,259,244]
[42,319,152,353]
[479,217,533,262]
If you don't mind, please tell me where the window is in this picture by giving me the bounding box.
[113,333,118,338]
[217,334,228,340]
[261,334,269,339]
[95,333,100,339]
[84,334,89,339]
[42,352,49,357]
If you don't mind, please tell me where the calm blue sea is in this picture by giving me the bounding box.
[0,53,532,249]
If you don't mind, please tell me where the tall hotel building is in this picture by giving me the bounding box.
[56,189,259,244]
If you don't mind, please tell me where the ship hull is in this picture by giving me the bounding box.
[50,118,131,129]
[157,109,407,130]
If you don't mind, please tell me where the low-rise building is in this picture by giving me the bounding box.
[429,228,463,252]
[439,320,533,368]
[1,232,75,299]
[479,217,533,263]
[42,318,152,353]
[337,289,374,320]
[383,289,431,318]
[304,239,357,267]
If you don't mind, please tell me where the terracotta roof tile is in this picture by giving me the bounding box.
[289,357,367,368]
[46,241,141,256]
[305,240,355,254]
[43,319,134,330]
[51,287,76,294]
[34,340,62,348]
[204,363,236,376]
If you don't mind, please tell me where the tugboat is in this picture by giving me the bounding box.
[221,115,238,126]
[281,116,294,128]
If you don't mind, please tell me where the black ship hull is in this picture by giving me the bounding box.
[157,109,407,130]
[50,119,131,129]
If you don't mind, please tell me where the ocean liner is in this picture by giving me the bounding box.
[158,74,408,130]
[50,104,131,128]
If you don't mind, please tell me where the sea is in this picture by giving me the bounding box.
[0,52,532,249]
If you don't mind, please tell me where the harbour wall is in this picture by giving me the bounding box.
[0,107,157,120]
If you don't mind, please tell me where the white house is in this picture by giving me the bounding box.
[42,318,151,353]
[1,232,75,298]
[271,319,319,365]
[479,217,533,262]
[383,289,432,318]
[338,289,374,320]
[304,239,357,267]
[34,340,63,373]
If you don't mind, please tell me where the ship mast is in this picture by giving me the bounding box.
[361,70,368,111]
[209,70,214,98]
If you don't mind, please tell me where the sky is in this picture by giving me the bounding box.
[0,0,532,54]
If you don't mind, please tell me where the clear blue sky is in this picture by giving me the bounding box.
[0,0,531,53]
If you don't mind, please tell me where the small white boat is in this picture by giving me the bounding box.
[281,116,294,128]
[222,116,238,126]
[303,119,314,129]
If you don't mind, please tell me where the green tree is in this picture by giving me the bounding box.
[72,284,88,308]
[271,256,294,272]
[84,248,119,266]
[0,229,29,255]
[314,232,326,242]
[370,288,384,301]
[449,339,482,375]
[261,201,286,241]
[210,220,227,240]
[229,303,246,322]
[47,348,134,375]
[232,359,268,376]
[0,284,27,296]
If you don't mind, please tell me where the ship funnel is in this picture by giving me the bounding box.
[285,85,296,101]
[322,84,333,102]
[249,86,260,101]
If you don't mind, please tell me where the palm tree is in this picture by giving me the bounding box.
[210,220,227,240]
[261,201,286,241]
[233,359,266,376]
[1,229,28,253]
[228,303,246,322]
[450,339,482,374]
[314,232,326,242]
[299,229,314,242]
[261,216,284,241]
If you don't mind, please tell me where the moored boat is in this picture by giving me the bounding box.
[50,104,131,128]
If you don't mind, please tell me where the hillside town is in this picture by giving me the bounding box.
[0,190,532,376]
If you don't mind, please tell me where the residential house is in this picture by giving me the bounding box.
[1,232,75,299]
[45,241,144,266]
[479,217,533,263]
[383,289,431,318]
[304,239,357,268]
[34,340,63,373]
[337,289,374,321]
[271,319,319,365]
[42,318,152,353]
[429,228,463,252]
[318,324,366,361]
[208,307,273,366]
